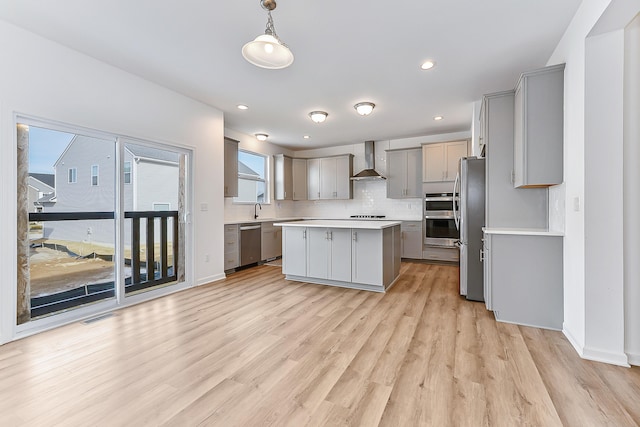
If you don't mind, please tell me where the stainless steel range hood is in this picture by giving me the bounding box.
[351,140,386,181]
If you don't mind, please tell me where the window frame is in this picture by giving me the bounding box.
[90,164,99,186]
[124,161,132,184]
[68,167,77,184]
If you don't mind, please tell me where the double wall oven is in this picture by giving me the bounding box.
[424,193,459,248]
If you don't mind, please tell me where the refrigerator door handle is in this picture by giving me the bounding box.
[453,172,460,230]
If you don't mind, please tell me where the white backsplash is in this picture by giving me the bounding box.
[283,180,423,220]
[224,180,423,222]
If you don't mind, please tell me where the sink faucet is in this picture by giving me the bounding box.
[254,203,262,219]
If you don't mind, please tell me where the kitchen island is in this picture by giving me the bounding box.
[274,220,401,292]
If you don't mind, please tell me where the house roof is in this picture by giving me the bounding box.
[29,173,55,188]
[125,144,180,163]
[238,160,259,177]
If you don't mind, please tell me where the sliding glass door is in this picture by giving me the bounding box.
[16,118,189,327]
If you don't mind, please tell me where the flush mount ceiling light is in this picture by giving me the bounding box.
[354,102,375,116]
[237,104,249,110]
[303,135,310,139]
[255,133,269,141]
[433,115,444,121]
[242,0,294,69]
[421,60,436,70]
[309,111,328,123]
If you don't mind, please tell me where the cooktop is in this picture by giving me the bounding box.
[349,215,386,219]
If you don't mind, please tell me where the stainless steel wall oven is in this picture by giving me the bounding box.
[424,192,459,247]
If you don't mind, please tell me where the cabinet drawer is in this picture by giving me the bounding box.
[224,224,239,234]
[224,253,239,269]
[401,221,422,231]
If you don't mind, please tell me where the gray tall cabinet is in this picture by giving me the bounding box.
[482,64,565,330]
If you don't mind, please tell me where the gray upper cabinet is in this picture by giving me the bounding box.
[224,137,238,198]
[514,64,565,188]
[307,155,353,200]
[422,140,468,182]
[483,91,548,229]
[292,158,307,201]
[274,154,293,200]
[386,148,422,198]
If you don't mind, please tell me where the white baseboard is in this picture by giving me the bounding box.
[582,346,630,367]
[563,324,585,357]
[196,273,226,287]
[627,352,640,366]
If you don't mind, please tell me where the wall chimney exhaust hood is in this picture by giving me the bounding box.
[351,140,386,181]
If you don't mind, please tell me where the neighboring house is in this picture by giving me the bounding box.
[44,135,179,246]
[27,173,54,212]
[238,160,264,202]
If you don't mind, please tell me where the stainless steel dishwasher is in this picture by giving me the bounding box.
[240,223,261,266]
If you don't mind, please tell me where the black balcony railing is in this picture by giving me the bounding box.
[28,210,179,317]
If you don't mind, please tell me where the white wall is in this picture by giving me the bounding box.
[624,13,640,365]
[548,0,640,366]
[584,28,627,366]
[546,0,612,359]
[0,20,225,343]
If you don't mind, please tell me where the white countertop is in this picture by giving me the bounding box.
[275,219,402,229]
[224,217,302,225]
[483,227,564,237]
[225,216,421,225]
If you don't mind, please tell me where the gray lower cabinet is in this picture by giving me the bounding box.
[223,224,239,270]
[400,221,422,259]
[261,222,282,260]
[352,227,400,286]
[483,232,563,330]
[306,228,351,282]
[514,64,564,188]
[282,227,307,276]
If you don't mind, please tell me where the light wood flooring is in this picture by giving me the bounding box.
[0,261,639,426]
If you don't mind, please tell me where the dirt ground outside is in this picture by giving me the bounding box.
[29,246,117,297]
[28,238,174,297]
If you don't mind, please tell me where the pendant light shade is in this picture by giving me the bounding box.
[242,0,294,69]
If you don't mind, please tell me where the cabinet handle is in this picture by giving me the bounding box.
[353,231,357,241]
[480,249,485,262]
[303,230,306,239]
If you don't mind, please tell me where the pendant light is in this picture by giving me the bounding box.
[242,0,294,69]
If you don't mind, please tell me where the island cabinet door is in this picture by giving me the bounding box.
[351,229,383,285]
[307,228,330,279]
[282,227,307,277]
[329,228,352,282]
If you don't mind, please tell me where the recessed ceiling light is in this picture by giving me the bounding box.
[255,133,269,141]
[309,111,328,123]
[237,104,249,110]
[303,135,310,139]
[421,60,436,70]
[433,115,444,121]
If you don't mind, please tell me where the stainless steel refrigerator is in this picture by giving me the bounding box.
[453,157,486,301]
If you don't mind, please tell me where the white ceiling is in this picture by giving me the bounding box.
[0,1,581,150]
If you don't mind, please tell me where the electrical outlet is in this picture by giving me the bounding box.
[573,197,580,212]
[204,254,210,262]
